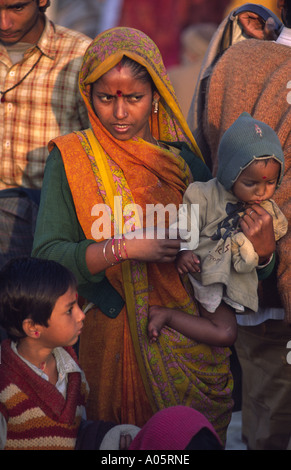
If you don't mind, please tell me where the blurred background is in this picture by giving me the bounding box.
[47,0,281,116]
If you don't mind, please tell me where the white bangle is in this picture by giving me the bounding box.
[103,239,115,266]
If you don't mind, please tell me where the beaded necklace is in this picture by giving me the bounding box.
[0,53,42,103]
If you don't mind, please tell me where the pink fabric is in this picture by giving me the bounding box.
[129,406,222,450]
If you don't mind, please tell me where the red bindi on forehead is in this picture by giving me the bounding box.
[116,90,122,97]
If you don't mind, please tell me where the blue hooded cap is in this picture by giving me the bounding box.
[217,112,284,191]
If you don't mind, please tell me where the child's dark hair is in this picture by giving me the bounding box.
[0,257,77,342]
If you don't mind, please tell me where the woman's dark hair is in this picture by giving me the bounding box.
[0,257,77,341]
[119,56,156,91]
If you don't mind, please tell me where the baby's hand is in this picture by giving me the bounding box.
[176,250,200,275]
[148,306,171,343]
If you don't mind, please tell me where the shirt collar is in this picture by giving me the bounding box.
[53,346,82,376]
[35,16,57,60]
[276,26,291,47]
[11,341,82,380]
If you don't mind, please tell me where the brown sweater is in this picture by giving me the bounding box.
[203,39,291,320]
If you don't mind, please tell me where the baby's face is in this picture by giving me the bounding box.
[232,158,281,204]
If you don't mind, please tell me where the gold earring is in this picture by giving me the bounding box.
[153,100,159,114]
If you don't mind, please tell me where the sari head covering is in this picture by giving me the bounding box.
[79,26,203,160]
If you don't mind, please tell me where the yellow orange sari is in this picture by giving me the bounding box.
[50,27,233,444]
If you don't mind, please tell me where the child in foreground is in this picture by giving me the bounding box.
[0,257,223,450]
[148,113,287,345]
[0,257,135,450]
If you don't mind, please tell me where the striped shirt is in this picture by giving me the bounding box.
[0,17,91,190]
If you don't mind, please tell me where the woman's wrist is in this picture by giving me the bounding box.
[103,235,129,266]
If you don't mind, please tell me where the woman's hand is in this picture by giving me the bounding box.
[125,227,181,263]
[86,227,181,275]
[239,204,276,263]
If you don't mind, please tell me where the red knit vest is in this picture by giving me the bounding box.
[0,340,88,450]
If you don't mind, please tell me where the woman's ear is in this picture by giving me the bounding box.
[152,91,160,114]
[22,319,42,339]
[153,91,160,104]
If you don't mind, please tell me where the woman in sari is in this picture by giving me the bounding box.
[32,27,233,445]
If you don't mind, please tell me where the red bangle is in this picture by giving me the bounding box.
[117,237,122,259]
[111,238,119,262]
